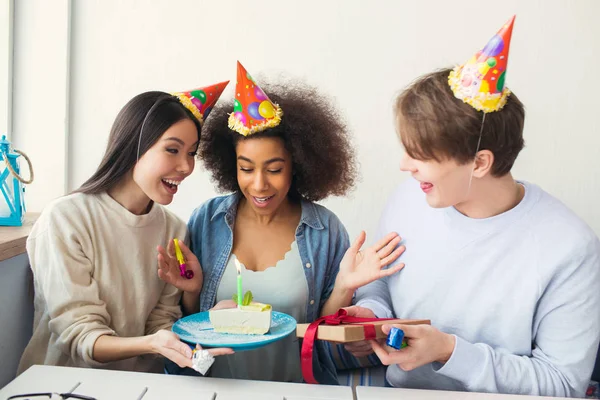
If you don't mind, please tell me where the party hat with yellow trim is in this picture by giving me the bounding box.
[228,61,283,136]
[172,80,229,125]
[448,15,515,113]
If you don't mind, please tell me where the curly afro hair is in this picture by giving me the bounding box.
[199,80,357,202]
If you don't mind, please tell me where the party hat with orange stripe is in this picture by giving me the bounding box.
[448,15,516,113]
[227,61,283,136]
[172,80,230,125]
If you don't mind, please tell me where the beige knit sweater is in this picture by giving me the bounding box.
[18,192,186,374]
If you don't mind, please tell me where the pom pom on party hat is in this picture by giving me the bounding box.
[448,15,516,113]
[228,61,283,136]
[172,80,230,125]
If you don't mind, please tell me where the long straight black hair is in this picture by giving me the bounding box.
[76,91,201,194]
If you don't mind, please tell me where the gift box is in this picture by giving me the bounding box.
[296,309,431,343]
[298,309,430,384]
[296,317,430,342]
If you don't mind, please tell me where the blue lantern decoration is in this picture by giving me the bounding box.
[0,135,34,226]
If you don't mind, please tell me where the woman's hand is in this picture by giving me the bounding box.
[148,330,194,368]
[157,239,203,294]
[342,306,378,357]
[337,231,406,291]
[149,330,234,368]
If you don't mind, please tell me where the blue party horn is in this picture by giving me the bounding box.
[386,327,406,350]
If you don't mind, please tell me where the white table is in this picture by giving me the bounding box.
[356,386,572,400]
[0,365,353,400]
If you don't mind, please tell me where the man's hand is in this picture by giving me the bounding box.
[370,324,456,371]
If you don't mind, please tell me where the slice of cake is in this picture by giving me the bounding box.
[209,291,272,335]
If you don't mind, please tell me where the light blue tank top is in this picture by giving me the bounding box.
[211,241,309,382]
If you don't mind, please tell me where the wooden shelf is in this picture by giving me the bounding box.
[0,213,39,261]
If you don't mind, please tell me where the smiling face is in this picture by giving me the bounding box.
[235,136,294,216]
[132,118,198,205]
[399,151,474,208]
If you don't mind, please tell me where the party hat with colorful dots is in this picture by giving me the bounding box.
[448,15,515,113]
[172,80,229,125]
[228,61,283,136]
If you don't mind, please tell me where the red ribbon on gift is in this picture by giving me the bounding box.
[300,308,395,384]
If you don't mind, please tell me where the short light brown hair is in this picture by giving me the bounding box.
[395,68,525,176]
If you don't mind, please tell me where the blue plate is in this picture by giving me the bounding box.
[172,311,297,351]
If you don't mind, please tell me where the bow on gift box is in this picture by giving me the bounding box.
[300,309,397,384]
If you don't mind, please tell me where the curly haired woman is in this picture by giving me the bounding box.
[159,63,404,384]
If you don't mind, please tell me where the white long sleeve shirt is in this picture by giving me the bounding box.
[356,179,600,397]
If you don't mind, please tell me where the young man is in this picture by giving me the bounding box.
[348,17,600,397]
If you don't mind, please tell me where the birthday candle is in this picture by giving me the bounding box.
[234,258,243,308]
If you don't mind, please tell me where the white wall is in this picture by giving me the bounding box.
[11,0,600,240]
[0,0,13,137]
[12,0,70,208]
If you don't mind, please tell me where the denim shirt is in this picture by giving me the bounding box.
[187,193,350,385]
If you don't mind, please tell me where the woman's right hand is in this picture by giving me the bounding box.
[149,330,234,368]
[157,239,203,294]
[342,306,378,357]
